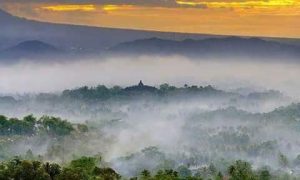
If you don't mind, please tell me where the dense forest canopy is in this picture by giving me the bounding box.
[60,82,223,101]
[0,156,282,180]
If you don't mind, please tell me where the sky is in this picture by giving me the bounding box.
[1,0,300,38]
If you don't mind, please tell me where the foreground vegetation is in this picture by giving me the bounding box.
[0,115,87,137]
[1,112,300,179]
[0,156,289,180]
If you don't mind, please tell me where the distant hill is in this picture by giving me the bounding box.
[1,8,300,62]
[0,96,16,104]
[61,82,228,101]
[0,8,16,21]
[109,37,300,60]
[1,8,300,55]
[0,9,221,54]
[0,40,63,61]
[6,40,59,53]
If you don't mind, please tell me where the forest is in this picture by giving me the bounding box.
[0,156,274,180]
[0,114,298,180]
[0,83,299,179]
[1,2,300,179]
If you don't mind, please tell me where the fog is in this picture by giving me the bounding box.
[1,55,300,177]
[0,55,300,99]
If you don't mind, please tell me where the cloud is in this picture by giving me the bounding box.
[176,0,300,9]
[1,0,298,13]
[0,0,299,38]
[0,0,206,9]
[1,0,298,16]
[41,4,96,11]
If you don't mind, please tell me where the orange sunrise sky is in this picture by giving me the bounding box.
[1,0,300,38]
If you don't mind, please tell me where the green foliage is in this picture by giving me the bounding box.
[0,157,120,180]
[176,165,192,178]
[61,83,221,101]
[154,169,179,180]
[69,156,97,174]
[44,162,61,180]
[258,169,271,180]
[93,167,121,180]
[0,157,295,180]
[77,124,88,133]
[58,167,89,180]
[0,158,52,180]
[228,160,256,180]
[0,115,36,136]
[39,116,74,137]
[140,170,151,180]
[278,153,289,168]
[0,115,87,137]
[64,156,121,180]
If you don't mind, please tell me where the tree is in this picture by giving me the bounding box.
[293,154,300,167]
[69,156,97,173]
[215,172,223,180]
[58,167,89,180]
[25,149,34,160]
[0,115,9,135]
[228,160,256,180]
[2,159,51,180]
[177,165,192,178]
[278,153,289,168]
[39,116,74,136]
[208,163,217,175]
[93,167,121,180]
[154,169,179,180]
[258,169,271,180]
[77,124,88,133]
[44,162,61,180]
[140,170,151,180]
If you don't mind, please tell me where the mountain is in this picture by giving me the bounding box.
[6,40,59,53]
[109,37,300,60]
[0,8,14,21]
[1,8,300,62]
[0,40,63,62]
[1,8,300,54]
[0,9,221,54]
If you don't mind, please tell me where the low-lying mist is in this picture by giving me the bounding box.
[1,55,300,178]
[0,55,300,99]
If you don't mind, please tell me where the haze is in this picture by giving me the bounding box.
[0,56,299,99]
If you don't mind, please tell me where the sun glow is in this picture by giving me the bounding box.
[176,0,298,8]
[102,5,135,12]
[42,4,96,11]
[2,0,299,38]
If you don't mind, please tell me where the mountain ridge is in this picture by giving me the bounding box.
[109,37,300,60]
[0,40,64,62]
[1,8,300,53]
[0,9,223,53]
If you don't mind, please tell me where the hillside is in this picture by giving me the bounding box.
[0,9,219,53]
[0,40,64,61]
[1,8,300,55]
[110,37,300,60]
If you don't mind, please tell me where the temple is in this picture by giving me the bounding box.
[138,80,144,87]
[124,80,157,93]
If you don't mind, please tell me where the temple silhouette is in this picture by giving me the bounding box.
[124,80,157,93]
[138,80,144,87]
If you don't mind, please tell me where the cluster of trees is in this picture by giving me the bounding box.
[61,83,222,101]
[135,160,272,180]
[0,115,87,137]
[0,156,120,180]
[0,157,284,180]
